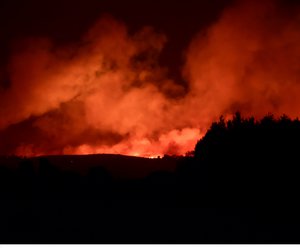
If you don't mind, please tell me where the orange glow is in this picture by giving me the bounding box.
[1,1,300,157]
[16,128,202,158]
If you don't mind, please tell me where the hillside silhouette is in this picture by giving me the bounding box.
[1,113,300,243]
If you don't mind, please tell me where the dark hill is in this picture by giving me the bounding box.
[2,113,300,243]
[0,154,178,179]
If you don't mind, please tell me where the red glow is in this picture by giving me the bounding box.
[1,1,300,158]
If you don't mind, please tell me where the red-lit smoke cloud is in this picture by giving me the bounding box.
[184,0,300,119]
[0,0,300,157]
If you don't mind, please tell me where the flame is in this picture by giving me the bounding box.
[15,128,202,158]
[1,1,300,157]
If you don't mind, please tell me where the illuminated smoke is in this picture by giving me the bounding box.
[184,0,300,120]
[1,0,300,157]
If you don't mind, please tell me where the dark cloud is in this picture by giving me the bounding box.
[0,0,232,81]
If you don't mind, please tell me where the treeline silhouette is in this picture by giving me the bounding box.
[1,113,300,243]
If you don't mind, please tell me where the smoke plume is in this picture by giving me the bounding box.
[0,0,300,157]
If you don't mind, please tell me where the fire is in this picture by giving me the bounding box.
[1,0,300,157]
[15,128,202,158]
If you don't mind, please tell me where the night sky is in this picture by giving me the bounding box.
[0,0,231,81]
[1,1,300,243]
[1,0,300,157]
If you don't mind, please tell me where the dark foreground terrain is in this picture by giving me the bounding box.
[1,113,300,243]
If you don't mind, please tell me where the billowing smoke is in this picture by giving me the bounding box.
[0,0,300,157]
[184,0,300,119]
[0,16,200,157]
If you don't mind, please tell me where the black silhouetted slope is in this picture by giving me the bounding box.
[1,114,300,243]
[192,113,300,206]
[182,113,300,242]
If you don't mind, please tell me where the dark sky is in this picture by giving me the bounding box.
[0,0,233,81]
[1,0,299,76]
[1,0,300,157]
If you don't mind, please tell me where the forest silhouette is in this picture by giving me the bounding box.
[1,113,300,243]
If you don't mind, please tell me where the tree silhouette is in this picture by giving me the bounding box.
[1,113,300,243]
